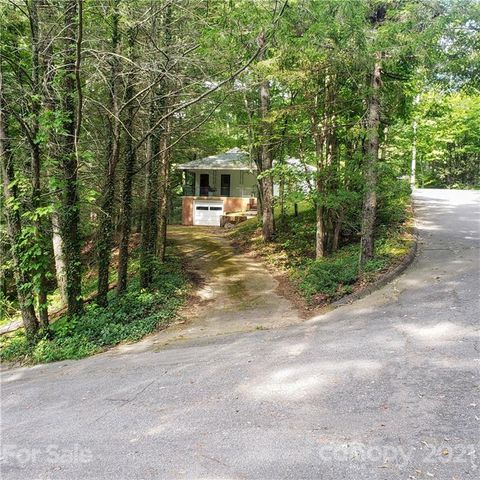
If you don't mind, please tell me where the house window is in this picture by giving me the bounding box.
[221,174,231,197]
[200,174,209,196]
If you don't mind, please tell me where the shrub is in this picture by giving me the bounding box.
[0,257,187,365]
[299,250,359,299]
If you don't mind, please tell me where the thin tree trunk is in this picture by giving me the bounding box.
[411,120,417,189]
[314,72,336,258]
[117,28,137,295]
[116,144,136,294]
[0,81,39,339]
[157,114,170,262]
[279,177,285,218]
[28,0,49,328]
[156,3,173,262]
[332,212,343,252]
[359,52,382,268]
[58,0,83,316]
[323,79,336,255]
[139,97,160,288]
[140,5,173,285]
[97,1,121,307]
[311,95,326,259]
[257,31,274,241]
[38,2,67,305]
[254,148,263,220]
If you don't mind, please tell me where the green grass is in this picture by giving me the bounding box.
[0,255,188,365]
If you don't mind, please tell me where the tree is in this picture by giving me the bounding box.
[1,0,478,347]
[359,49,383,267]
[97,0,122,306]
[116,26,138,295]
[56,0,84,316]
[257,31,275,242]
[0,71,39,339]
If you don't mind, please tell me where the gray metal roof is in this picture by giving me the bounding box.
[177,148,255,171]
[282,157,316,172]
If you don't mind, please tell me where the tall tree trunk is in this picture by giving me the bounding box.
[58,0,83,316]
[156,3,173,262]
[38,2,67,305]
[257,32,274,241]
[411,120,417,189]
[323,76,337,255]
[279,177,285,218]
[359,52,382,268]
[28,0,49,328]
[139,97,160,288]
[311,94,326,259]
[97,1,121,307]
[332,211,343,252]
[313,71,336,259]
[140,5,173,284]
[0,80,39,340]
[117,29,137,295]
[157,113,170,262]
[314,187,325,258]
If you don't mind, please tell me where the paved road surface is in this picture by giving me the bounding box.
[1,189,479,479]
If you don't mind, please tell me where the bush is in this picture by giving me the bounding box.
[0,257,187,365]
[298,248,359,298]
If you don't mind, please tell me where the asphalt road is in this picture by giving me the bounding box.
[1,189,479,480]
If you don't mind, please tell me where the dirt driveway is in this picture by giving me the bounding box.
[117,225,302,353]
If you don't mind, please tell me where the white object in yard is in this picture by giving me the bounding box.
[194,200,224,226]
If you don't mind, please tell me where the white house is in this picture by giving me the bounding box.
[177,148,316,226]
[177,148,257,226]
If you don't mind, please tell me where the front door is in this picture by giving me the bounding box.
[220,174,231,197]
[200,174,209,196]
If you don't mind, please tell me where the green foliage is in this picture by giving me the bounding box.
[296,234,407,302]
[389,90,480,188]
[0,293,18,327]
[230,194,413,305]
[0,257,188,364]
[1,0,478,350]
[299,249,359,298]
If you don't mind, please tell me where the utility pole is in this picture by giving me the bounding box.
[410,95,420,190]
[411,120,417,189]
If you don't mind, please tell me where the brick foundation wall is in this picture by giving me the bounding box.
[181,196,253,226]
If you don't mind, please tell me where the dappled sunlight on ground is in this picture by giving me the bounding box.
[241,360,382,401]
[395,321,474,346]
[1,190,479,479]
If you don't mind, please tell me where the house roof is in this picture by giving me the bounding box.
[177,148,255,171]
[282,157,316,172]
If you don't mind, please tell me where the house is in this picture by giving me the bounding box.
[177,148,258,226]
[272,157,316,196]
[177,148,316,226]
